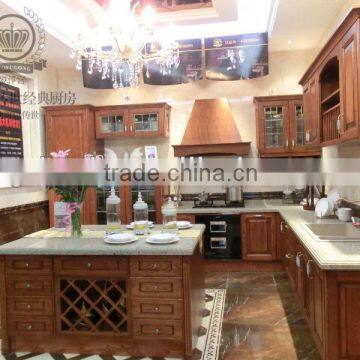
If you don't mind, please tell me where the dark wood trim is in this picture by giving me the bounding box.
[173,142,251,157]
[0,201,48,216]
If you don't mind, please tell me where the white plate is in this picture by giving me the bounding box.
[315,198,332,218]
[104,233,138,244]
[177,221,192,229]
[126,221,154,230]
[146,233,179,245]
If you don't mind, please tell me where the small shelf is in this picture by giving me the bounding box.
[321,88,340,105]
[322,103,340,116]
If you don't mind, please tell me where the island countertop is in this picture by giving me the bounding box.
[0,224,205,256]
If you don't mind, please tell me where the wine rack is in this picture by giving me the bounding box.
[58,278,128,334]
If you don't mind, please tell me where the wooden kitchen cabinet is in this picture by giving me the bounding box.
[241,213,277,261]
[339,21,359,141]
[44,105,104,226]
[0,248,205,359]
[254,95,320,157]
[95,103,170,139]
[300,9,360,147]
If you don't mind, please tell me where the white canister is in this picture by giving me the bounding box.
[336,207,352,222]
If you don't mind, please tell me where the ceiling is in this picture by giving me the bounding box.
[0,0,352,69]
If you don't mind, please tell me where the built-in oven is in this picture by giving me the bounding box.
[195,214,241,259]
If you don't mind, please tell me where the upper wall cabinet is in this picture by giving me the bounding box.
[299,9,360,147]
[95,103,171,139]
[254,95,320,157]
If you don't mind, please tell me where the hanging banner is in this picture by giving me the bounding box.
[143,39,202,86]
[205,33,268,81]
[82,59,132,89]
[0,82,23,158]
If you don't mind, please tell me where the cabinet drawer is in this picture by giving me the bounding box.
[7,297,53,316]
[7,317,53,335]
[130,257,181,277]
[133,319,182,339]
[6,256,52,274]
[6,275,53,296]
[55,256,128,275]
[132,299,183,320]
[131,278,182,299]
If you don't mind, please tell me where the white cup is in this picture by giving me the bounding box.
[336,208,352,222]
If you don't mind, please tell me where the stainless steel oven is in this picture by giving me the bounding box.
[195,214,241,259]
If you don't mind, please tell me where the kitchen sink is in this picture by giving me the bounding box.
[302,223,360,241]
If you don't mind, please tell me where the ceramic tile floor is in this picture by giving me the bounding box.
[205,272,321,360]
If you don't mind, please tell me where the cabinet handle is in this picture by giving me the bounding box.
[25,283,31,289]
[306,260,313,279]
[27,304,32,310]
[154,286,159,291]
[152,263,158,270]
[155,328,160,334]
[124,125,127,132]
[254,214,264,218]
[285,139,289,147]
[305,131,310,143]
[285,253,294,259]
[296,252,303,268]
[154,307,159,311]
[86,262,92,269]
[25,263,29,268]
[336,115,341,133]
[280,221,284,232]
[130,125,133,132]
[27,324,32,330]
[292,139,295,148]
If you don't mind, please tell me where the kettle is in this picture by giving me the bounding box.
[225,186,244,203]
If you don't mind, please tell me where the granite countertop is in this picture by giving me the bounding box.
[0,224,205,256]
[178,199,360,270]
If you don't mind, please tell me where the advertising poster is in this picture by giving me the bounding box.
[82,59,132,89]
[0,82,23,158]
[205,33,269,81]
[143,39,202,85]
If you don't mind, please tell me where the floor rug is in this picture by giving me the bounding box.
[0,289,226,360]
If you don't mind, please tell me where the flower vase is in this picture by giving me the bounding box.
[67,202,83,237]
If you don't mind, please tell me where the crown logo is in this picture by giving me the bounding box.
[0,22,29,53]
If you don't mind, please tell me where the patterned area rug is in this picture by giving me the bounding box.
[0,289,225,360]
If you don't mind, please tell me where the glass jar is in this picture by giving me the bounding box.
[162,197,178,234]
[106,187,121,232]
[133,192,148,235]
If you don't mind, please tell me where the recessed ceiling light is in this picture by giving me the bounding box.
[288,39,293,44]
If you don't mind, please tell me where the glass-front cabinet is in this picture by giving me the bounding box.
[255,95,320,157]
[95,103,170,139]
[96,108,129,138]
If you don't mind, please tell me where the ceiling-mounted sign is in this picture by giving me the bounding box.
[0,82,23,158]
[205,32,268,81]
[143,39,202,85]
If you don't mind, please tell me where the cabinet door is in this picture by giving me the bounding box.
[283,231,298,291]
[45,109,87,158]
[95,109,129,138]
[129,107,167,137]
[303,76,320,146]
[257,101,290,155]
[241,213,276,261]
[339,22,359,141]
[302,252,314,322]
[312,260,324,348]
[289,100,305,150]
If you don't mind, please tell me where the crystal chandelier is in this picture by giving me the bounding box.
[71,0,180,88]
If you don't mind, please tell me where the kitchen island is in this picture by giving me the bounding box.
[0,225,205,359]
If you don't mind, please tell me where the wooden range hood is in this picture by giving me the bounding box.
[173,98,251,157]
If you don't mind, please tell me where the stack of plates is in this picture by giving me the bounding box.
[126,221,154,230]
[104,233,138,245]
[177,221,192,230]
[315,198,334,218]
[146,233,179,245]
